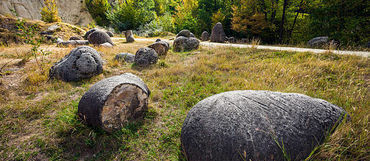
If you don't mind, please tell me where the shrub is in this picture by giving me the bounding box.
[85,0,111,26]
[40,0,61,23]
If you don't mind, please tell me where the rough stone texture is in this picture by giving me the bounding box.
[106,31,114,37]
[78,73,150,132]
[88,30,114,46]
[58,40,89,46]
[134,47,158,67]
[69,36,81,40]
[125,30,135,43]
[84,28,97,40]
[0,0,93,26]
[148,41,170,57]
[155,39,161,42]
[49,46,103,82]
[308,36,329,47]
[173,36,200,52]
[114,53,135,63]
[181,90,348,161]
[56,38,64,44]
[210,22,227,43]
[201,31,210,41]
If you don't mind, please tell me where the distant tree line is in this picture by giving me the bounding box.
[85,0,369,46]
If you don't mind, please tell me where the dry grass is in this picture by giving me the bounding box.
[0,40,368,160]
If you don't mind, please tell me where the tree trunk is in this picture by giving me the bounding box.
[279,0,288,43]
[288,0,304,42]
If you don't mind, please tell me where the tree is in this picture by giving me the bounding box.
[40,0,61,23]
[85,0,111,26]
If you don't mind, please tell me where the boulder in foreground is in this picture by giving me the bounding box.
[181,90,348,161]
[49,46,103,82]
[78,73,150,132]
[134,47,158,67]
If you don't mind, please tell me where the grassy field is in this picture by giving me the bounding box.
[0,39,369,160]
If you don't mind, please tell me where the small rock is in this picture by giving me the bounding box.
[201,31,209,41]
[58,40,89,46]
[69,36,81,40]
[88,30,114,46]
[47,24,60,32]
[308,36,329,47]
[210,22,226,43]
[148,41,170,57]
[40,31,53,35]
[134,47,158,67]
[99,42,113,48]
[173,36,200,52]
[56,38,64,44]
[125,30,135,43]
[114,53,135,63]
[49,46,103,82]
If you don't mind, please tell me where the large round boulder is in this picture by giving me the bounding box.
[49,46,103,82]
[84,28,97,40]
[88,30,114,46]
[134,47,158,67]
[78,73,150,132]
[210,22,226,43]
[181,90,348,161]
[173,36,200,52]
[176,29,192,38]
[201,31,210,41]
[148,41,170,57]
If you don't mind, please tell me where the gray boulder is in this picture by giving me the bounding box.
[210,22,226,43]
[176,29,192,38]
[114,53,135,63]
[148,41,170,57]
[125,30,135,43]
[201,31,210,41]
[173,36,200,52]
[47,24,60,32]
[84,28,97,40]
[88,30,114,46]
[181,90,348,161]
[49,46,103,82]
[308,36,329,47]
[106,31,114,37]
[78,73,150,132]
[56,38,64,44]
[134,47,158,67]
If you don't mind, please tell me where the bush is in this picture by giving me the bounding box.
[85,0,111,26]
[40,0,61,23]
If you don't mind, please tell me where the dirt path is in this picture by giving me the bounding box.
[112,38,370,57]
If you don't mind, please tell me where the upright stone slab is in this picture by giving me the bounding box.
[181,90,348,161]
[49,46,103,82]
[201,31,210,41]
[78,73,150,132]
[210,22,226,43]
[125,30,135,43]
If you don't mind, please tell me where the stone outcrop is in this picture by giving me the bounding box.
[49,46,103,82]
[210,22,226,43]
[134,47,158,67]
[78,73,150,132]
[0,0,93,26]
[181,90,348,161]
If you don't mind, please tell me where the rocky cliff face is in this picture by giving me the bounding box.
[0,0,93,26]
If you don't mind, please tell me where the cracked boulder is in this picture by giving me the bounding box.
[134,47,158,67]
[181,90,348,161]
[78,73,150,132]
[49,46,103,82]
[148,41,170,57]
[88,30,114,46]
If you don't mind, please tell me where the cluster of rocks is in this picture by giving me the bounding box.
[307,36,339,48]
[199,22,237,44]
[114,39,170,67]
[173,30,200,52]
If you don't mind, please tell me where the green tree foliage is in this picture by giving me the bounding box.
[197,0,233,34]
[173,0,200,34]
[40,0,61,23]
[308,0,370,46]
[85,0,111,26]
[107,0,156,31]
